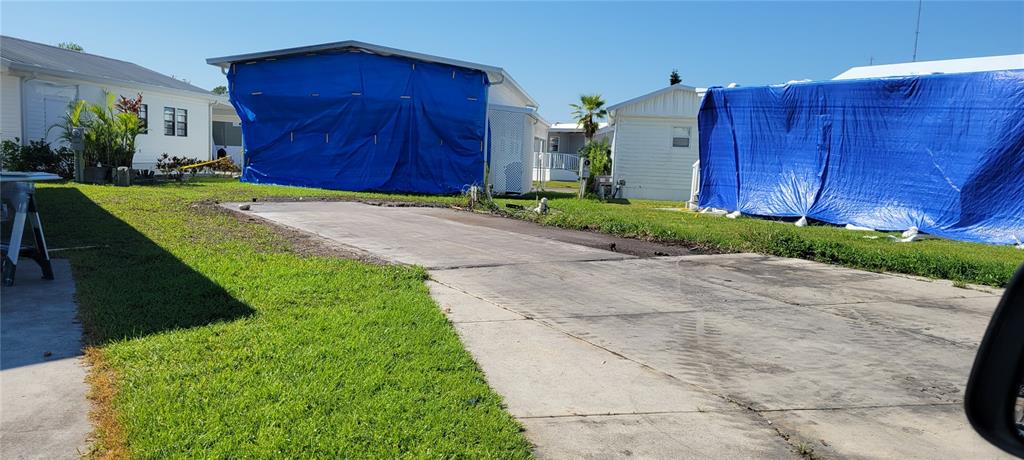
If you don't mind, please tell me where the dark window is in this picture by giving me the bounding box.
[549,135,560,152]
[163,107,175,136]
[176,109,188,137]
[672,126,691,148]
[138,104,148,134]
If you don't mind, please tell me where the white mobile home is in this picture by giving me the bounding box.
[1,35,240,171]
[605,84,703,201]
[833,54,1024,80]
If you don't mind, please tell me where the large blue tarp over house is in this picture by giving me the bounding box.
[698,70,1024,245]
[228,51,489,194]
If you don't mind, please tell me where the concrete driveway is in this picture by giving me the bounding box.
[236,201,1008,459]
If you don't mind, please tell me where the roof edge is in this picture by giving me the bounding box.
[607,83,698,112]
[207,40,538,108]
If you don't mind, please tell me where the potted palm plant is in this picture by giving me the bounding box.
[51,92,143,184]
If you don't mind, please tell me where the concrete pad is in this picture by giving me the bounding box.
[244,201,1006,458]
[454,319,733,418]
[677,253,999,305]
[236,201,633,269]
[523,411,798,459]
[1,260,90,459]
[541,308,974,410]
[766,404,1012,459]
[431,256,775,319]
[427,280,525,323]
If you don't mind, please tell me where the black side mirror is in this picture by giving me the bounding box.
[965,262,1024,457]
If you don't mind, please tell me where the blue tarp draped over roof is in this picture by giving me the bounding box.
[697,70,1024,245]
[228,50,489,194]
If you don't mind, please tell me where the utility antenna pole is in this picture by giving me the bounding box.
[912,0,923,61]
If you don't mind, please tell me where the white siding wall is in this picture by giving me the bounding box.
[1,71,22,142]
[613,87,702,118]
[16,74,212,171]
[611,117,698,201]
[75,82,212,170]
[488,82,531,108]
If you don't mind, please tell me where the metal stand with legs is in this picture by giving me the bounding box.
[1,179,55,286]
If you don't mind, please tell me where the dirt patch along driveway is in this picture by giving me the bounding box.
[232,200,1008,459]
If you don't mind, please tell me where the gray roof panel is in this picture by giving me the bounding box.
[1,35,213,96]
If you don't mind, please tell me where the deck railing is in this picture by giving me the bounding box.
[534,152,580,172]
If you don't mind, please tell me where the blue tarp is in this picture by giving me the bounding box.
[228,51,489,194]
[698,70,1024,245]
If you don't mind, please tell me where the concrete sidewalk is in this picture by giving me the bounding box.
[237,201,1009,459]
[1,260,90,459]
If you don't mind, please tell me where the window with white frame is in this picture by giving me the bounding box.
[672,126,691,148]
[175,109,188,137]
[163,107,175,136]
[549,135,560,152]
[138,104,148,134]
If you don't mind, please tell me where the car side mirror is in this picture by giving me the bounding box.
[965,262,1024,457]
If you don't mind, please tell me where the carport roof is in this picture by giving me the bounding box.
[206,40,537,107]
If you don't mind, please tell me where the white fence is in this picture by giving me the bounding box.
[536,152,580,172]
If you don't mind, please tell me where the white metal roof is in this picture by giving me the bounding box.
[548,122,608,133]
[207,40,538,107]
[606,84,697,112]
[833,54,1024,80]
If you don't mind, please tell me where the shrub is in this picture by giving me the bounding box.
[0,138,75,179]
[579,138,612,176]
[156,154,201,181]
[48,92,142,168]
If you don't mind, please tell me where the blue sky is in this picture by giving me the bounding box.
[3,1,1022,121]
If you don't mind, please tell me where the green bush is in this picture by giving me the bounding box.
[579,138,612,176]
[0,138,75,179]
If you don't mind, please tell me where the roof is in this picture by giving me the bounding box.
[0,35,214,97]
[834,54,1024,80]
[206,40,537,107]
[548,122,608,133]
[607,83,697,112]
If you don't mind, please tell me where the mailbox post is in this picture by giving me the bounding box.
[577,157,590,199]
[70,127,85,183]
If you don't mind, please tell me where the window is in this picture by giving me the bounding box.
[175,109,188,137]
[672,126,691,148]
[163,107,188,137]
[138,104,148,134]
[163,107,175,136]
[549,135,560,152]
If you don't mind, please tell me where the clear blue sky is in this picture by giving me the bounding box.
[3,1,1022,121]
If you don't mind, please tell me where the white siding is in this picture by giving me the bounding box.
[488,82,532,108]
[614,87,702,118]
[15,74,213,171]
[22,79,77,146]
[75,82,212,170]
[1,72,21,141]
[611,117,698,201]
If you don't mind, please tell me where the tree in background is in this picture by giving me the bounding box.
[57,42,84,52]
[669,69,682,85]
[212,86,228,95]
[570,94,607,143]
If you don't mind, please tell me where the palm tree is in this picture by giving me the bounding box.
[570,94,608,142]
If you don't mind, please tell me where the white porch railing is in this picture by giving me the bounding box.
[535,152,580,172]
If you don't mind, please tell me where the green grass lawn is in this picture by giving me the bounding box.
[499,193,1023,287]
[32,177,1022,455]
[36,181,529,458]
[532,180,579,189]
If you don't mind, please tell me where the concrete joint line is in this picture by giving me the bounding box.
[516,408,749,420]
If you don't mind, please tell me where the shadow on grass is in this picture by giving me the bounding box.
[35,187,254,344]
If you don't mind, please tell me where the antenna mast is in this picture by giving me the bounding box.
[912,0,923,61]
